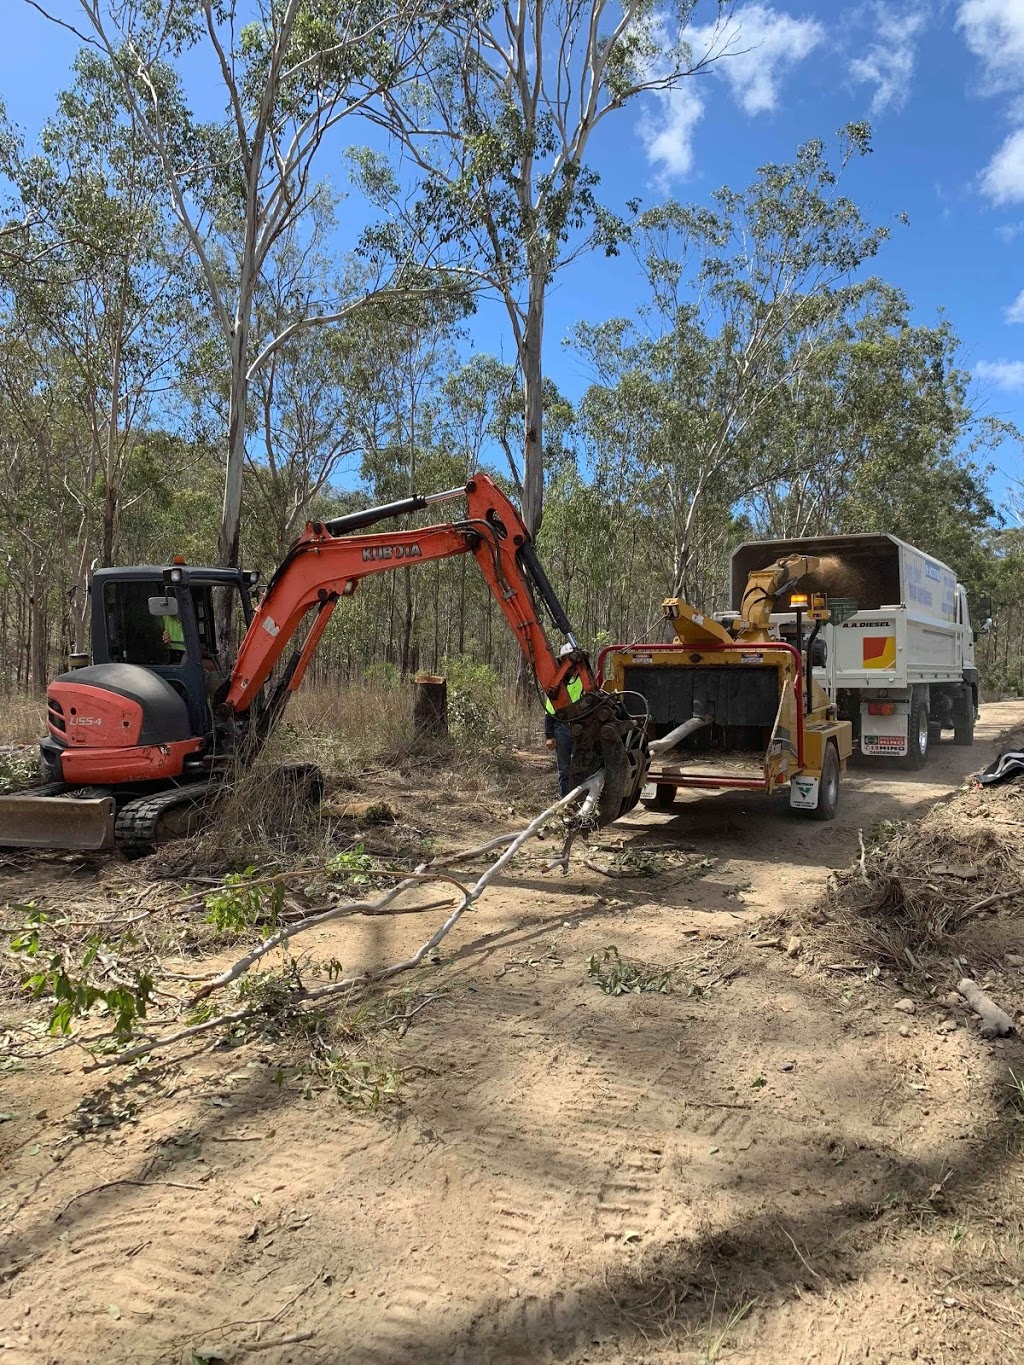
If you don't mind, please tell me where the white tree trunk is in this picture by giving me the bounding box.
[219,323,249,568]
[521,284,545,537]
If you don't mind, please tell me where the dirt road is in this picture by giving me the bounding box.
[2,703,1024,1364]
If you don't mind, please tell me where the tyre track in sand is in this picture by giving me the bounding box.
[3,703,1023,1364]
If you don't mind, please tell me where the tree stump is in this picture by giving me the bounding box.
[413,674,448,747]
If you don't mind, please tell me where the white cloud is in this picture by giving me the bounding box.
[957,0,1024,97]
[976,358,1024,388]
[981,126,1024,203]
[957,2,1024,202]
[639,5,823,183]
[1007,288,1024,321]
[697,4,825,116]
[850,4,928,115]
[639,84,705,184]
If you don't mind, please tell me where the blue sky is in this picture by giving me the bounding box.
[4,0,1024,508]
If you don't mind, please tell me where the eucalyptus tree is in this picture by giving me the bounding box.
[4,54,193,586]
[27,0,453,570]
[342,286,471,673]
[243,212,368,562]
[741,285,994,580]
[604,125,897,600]
[373,0,732,535]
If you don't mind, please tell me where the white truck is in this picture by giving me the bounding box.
[729,533,986,769]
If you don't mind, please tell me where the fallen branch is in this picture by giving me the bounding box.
[858,830,869,885]
[396,992,446,1038]
[238,1335,315,1353]
[88,774,606,1070]
[192,777,602,1004]
[84,1006,260,1071]
[774,1218,821,1281]
[965,885,1024,916]
[957,978,1015,1039]
[55,1178,205,1219]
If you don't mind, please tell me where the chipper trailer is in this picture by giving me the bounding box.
[0,475,649,854]
[601,554,854,819]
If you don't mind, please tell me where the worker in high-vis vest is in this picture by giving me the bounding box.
[161,612,185,662]
[544,664,584,797]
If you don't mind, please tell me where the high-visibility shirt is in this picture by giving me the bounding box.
[163,615,185,650]
[545,674,584,713]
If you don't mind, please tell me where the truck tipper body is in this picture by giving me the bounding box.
[730,533,980,765]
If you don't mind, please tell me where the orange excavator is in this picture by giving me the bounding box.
[0,474,649,854]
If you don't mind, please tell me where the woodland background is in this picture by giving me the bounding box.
[2,2,1024,703]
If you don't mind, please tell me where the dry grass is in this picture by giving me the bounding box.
[286,680,539,768]
[821,782,1024,971]
[188,680,549,869]
[1,694,45,745]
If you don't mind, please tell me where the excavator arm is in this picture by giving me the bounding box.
[224,474,648,825]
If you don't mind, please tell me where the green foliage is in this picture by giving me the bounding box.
[586,945,671,996]
[204,869,285,933]
[312,1048,403,1110]
[325,844,375,887]
[9,907,154,1038]
[363,660,401,687]
[0,751,39,794]
[439,656,501,700]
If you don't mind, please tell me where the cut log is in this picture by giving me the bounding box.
[957,978,1014,1039]
[413,674,448,746]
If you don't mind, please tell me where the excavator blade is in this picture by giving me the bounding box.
[0,794,116,851]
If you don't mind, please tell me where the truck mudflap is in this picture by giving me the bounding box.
[0,793,116,851]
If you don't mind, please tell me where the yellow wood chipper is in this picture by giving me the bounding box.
[600,554,853,820]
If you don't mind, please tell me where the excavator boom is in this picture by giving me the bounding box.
[226,473,647,825]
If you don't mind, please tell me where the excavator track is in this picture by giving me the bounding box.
[15,782,68,799]
[114,782,216,858]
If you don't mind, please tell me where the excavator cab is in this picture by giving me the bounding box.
[40,565,255,787]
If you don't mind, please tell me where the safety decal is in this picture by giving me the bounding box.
[862,635,896,669]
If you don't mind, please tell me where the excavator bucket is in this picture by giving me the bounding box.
[0,793,116,851]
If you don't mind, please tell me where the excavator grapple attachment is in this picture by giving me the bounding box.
[0,792,116,851]
[568,699,650,825]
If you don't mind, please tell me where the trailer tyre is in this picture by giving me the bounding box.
[953,685,976,746]
[645,784,677,810]
[809,742,840,821]
[901,690,930,770]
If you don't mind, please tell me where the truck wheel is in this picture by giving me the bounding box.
[953,685,976,746]
[901,690,929,770]
[809,743,840,821]
[645,784,677,810]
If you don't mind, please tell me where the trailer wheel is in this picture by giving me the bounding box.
[645,784,677,810]
[901,689,930,770]
[953,685,976,746]
[809,742,840,821]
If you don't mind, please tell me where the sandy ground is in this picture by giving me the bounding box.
[2,704,1024,1364]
